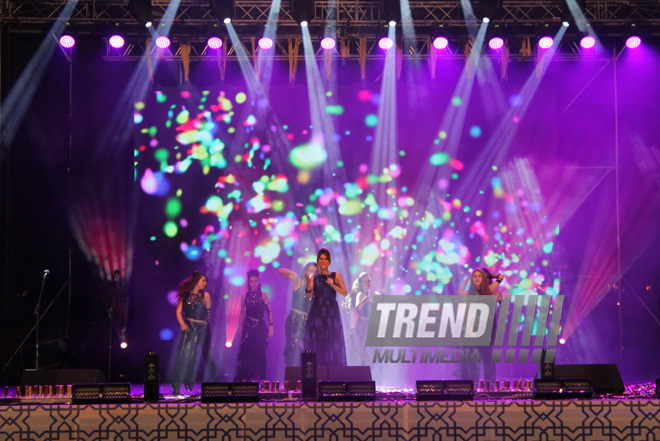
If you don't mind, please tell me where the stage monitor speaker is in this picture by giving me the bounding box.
[328,366,372,381]
[534,378,593,399]
[317,381,376,401]
[71,383,131,404]
[21,369,105,386]
[416,380,474,401]
[284,366,329,385]
[201,382,260,403]
[554,364,624,395]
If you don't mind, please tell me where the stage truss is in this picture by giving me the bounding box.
[1,1,660,60]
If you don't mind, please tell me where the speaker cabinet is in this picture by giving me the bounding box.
[553,364,624,395]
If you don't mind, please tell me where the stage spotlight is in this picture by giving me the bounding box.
[128,0,153,28]
[477,0,503,21]
[562,21,570,27]
[258,37,274,50]
[109,34,125,49]
[580,35,595,49]
[207,36,223,49]
[120,341,128,349]
[560,0,588,29]
[155,36,171,49]
[320,36,336,50]
[211,0,235,23]
[538,36,554,49]
[432,36,449,50]
[378,36,394,51]
[59,34,76,48]
[559,337,566,344]
[225,341,232,348]
[389,20,396,27]
[290,0,314,25]
[488,36,504,50]
[625,36,641,49]
[381,0,401,25]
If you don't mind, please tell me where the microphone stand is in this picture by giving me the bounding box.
[4,280,68,372]
[34,272,48,370]
[107,272,118,382]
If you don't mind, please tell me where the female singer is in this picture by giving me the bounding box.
[304,248,347,366]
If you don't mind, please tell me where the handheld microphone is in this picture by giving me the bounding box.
[113,269,120,282]
[42,269,50,280]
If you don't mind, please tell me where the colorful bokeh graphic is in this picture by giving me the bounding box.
[134,87,559,300]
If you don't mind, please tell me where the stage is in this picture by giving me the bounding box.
[2,385,658,441]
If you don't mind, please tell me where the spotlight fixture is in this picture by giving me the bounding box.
[488,36,504,50]
[211,0,235,24]
[320,36,336,50]
[538,36,554,49]
[59,34,76,48]
[432,36,449,50]
[290,0,314,26]
[155,36,171,49]
[378,36,394,51]
[128,0,153,28]
[258,36,274,50]
[381,0,401,25]
[477,0,503,22]
[120,341,128,349]
[625,36,641,49]
[580,35,595,49]
[560,0,588,29]
[207,36,223,49]
[108,34,126,49]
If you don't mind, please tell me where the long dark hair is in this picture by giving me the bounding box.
[468,269,491,295]
[176,271,206,303]
[247,269,262,293]
[346,272,370,309]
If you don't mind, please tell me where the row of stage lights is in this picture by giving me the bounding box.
[57,22,644,52]
[58,33,645,52]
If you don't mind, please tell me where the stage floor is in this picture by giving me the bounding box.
[1,383,658,440]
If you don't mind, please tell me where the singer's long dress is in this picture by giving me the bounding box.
[172,291,218,394]
[235,290,268,381]
[304,273,347,366]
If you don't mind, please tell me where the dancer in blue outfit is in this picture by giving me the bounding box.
[304,248,347,366]
[235,269,274,381]
[278,262,318,366]
[172,271,218,395]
